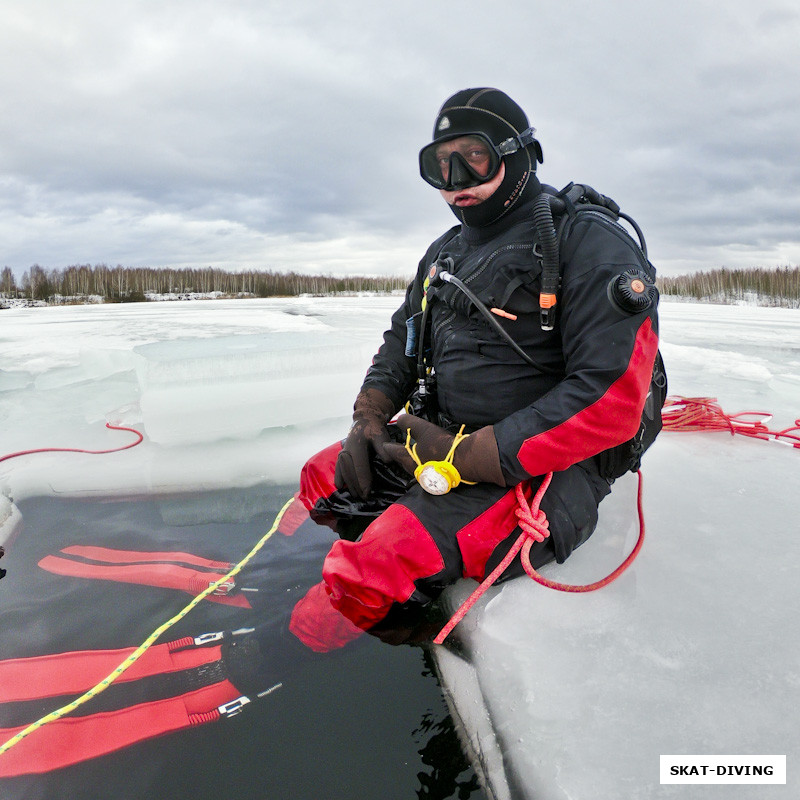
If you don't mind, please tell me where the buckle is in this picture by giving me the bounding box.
[218,696,251,717]
[193,631,225,646]
[498,127,538,156]
[497,137,520,156]
[211,579,235,596]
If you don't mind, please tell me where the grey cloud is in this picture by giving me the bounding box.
[2,0,800,277]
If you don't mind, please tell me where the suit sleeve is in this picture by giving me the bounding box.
[493,216,660,483]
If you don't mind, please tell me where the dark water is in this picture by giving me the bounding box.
[0,488,485,800]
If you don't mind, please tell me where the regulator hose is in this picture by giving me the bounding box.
[436,265,560,376]
[532,192,561,331]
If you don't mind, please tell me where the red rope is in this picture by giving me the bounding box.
[520,471,646,592]
[434,395,800,644]
[434,472,646,644]
[0,423,143,464]
[662,396,800,448]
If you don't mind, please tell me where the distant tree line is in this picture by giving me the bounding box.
[2,263,799,308]
[0,264,409,303]
[658,266,799,308]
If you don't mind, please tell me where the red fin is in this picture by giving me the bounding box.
[0,680,241,777]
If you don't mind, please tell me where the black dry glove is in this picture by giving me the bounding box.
[334,388,396,501]
[382,413,506,487]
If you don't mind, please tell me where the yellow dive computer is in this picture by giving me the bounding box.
[404,425,476,495]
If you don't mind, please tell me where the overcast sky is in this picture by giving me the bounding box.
[2,0,799,280]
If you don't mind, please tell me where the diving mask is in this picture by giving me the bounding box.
[418,129,538,191]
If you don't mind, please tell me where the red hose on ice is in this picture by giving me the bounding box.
[0,423,143,464]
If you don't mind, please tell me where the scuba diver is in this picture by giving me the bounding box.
[288,87,665,652]
[0,87,665,777]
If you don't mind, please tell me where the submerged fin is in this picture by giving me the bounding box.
[0,636,223,703]
[38,546,252,608]
[0,633,271,777]
[59,545,233,570]
[0,679,242,777]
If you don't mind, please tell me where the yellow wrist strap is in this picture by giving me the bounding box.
[404,424,477,495]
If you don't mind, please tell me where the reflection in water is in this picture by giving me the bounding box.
[416,652,482,800]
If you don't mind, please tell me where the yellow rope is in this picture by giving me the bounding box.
[404,424,472,470]
[0,494,295,758]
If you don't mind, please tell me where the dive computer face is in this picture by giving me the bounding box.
[416,465,451,495]
[414,461,462,495]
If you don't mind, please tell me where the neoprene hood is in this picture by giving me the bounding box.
[428,88,544,228]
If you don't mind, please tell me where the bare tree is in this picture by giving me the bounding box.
[0,267,17,296]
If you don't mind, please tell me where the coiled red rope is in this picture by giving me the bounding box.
[0,423,143,464]
[661,396,800,447]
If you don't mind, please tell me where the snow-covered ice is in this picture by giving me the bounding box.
[0,298,386,502]
[1,297,798,798]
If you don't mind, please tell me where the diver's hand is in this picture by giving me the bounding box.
[382,414,506,486]
[381,414,453,474]
[334,388,395,500]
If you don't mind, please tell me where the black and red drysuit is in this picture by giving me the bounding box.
[289,196,661,652]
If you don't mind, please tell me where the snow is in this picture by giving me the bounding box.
[1,297,798,798]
